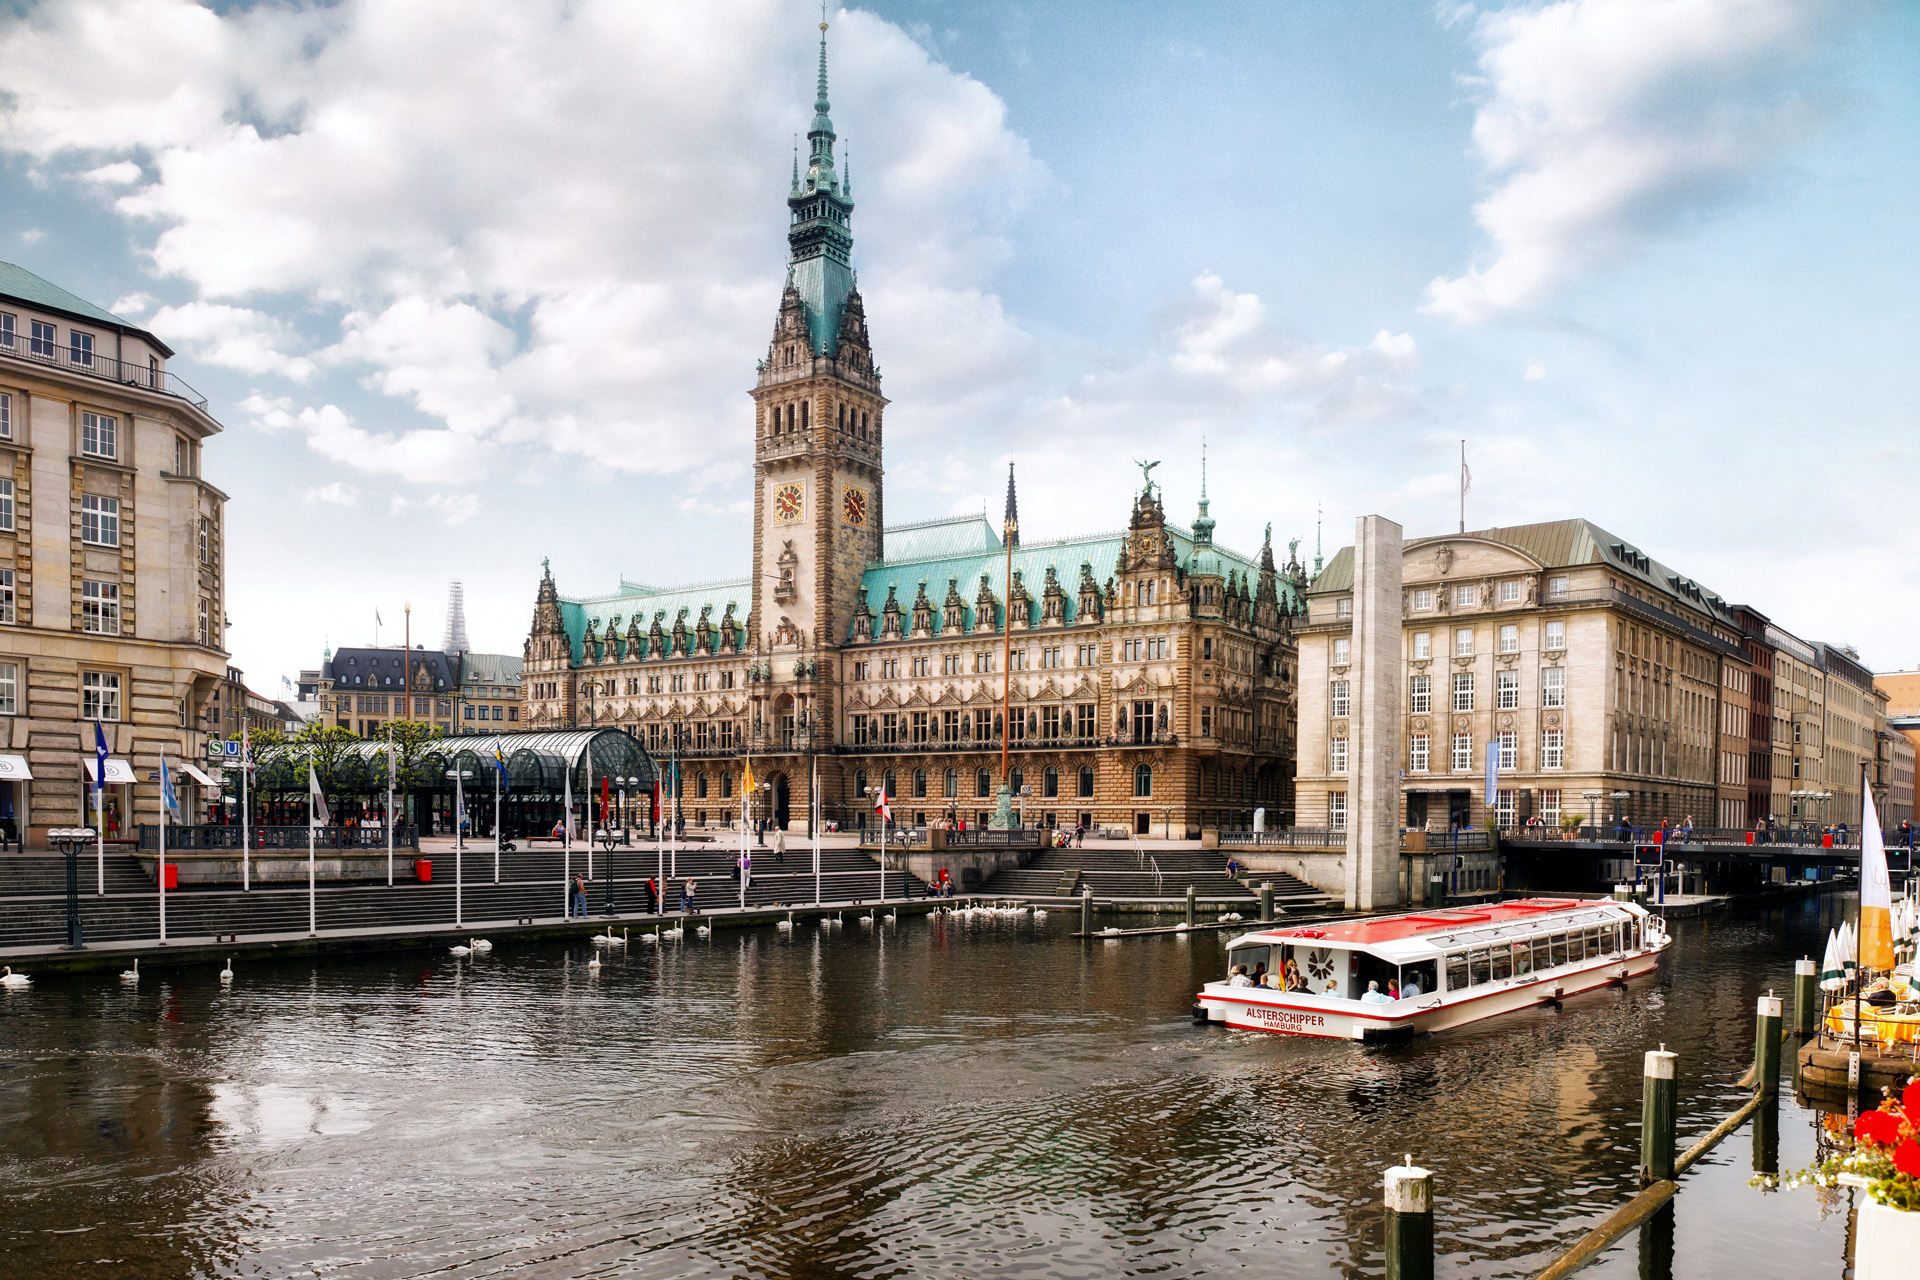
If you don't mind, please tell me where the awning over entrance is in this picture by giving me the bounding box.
[176,761,219,788]
[83,757,137,784]
[0,754,31,780]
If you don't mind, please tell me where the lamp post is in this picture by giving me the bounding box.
[446,768,472,928]
[50,827,92,949]
[1582,789,1604,832]
[866,783,890,901]
[669,713,684,879]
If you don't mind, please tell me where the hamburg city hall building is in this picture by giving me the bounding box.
[521,27,1309,837]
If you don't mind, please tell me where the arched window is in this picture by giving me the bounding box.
[975,768,991,798]
[1134,764,1152,797]
[801,401,809,430]
[1078,766,1095,798]
[913,768,927,799]
[1043,766,1058,798]
[856,769,868,799]
[1010,767,1023,794]
[860,411,868,438]
[943,768,957,799]
[785,404,794,432]
[838,403,845,428]
[883,769,896,798]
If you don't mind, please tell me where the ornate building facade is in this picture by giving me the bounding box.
[520,26,1306,835]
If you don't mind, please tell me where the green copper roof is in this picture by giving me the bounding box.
[0,260,169,354]
[560,579,750,664]
[786,22,855,355]
[884,514,1002,562]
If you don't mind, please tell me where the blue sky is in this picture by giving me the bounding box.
[1,0,1915,691]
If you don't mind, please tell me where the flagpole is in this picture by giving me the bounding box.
[1459,439,1467,534]
[654,779,664,916]
[563,751,572,920]
[158,751,168,945]
[94,764,104,897]
[385,732,394,887]
[493,752,501,884]
[241,726,252,892]
[308,756,318,937]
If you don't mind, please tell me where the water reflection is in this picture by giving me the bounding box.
[0,895,1866,1277]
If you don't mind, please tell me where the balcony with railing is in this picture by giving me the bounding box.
[0,334,209,410]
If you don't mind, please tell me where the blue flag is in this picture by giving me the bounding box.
[160,754,178,816]
[93,721,109,794]
[493,745,510,793]
[1484,739,1499,808]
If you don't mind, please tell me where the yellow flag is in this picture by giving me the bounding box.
[743,761,755,797]
[1861,783,1895,971]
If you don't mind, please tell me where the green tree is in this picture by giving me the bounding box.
[384,720,440,789]
[292,722,361,788]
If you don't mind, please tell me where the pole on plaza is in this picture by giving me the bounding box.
[1080,889,1092,937]
[812,751,821,906]
[655,778,665,916]
[1641,1046,1677,1184]
[157,757,168,944]
[585,741,594,883]
[1260,882,1274,923]
[450,769,467,929]
[494,761,502,885]
[384,733,394,887]
[1383,1156,1434,1280]
[1792,956,1817,1037]
[94,763,104,897]
[63,832,83,948]
[307,756,319,937]
[1754,992,1783,1099]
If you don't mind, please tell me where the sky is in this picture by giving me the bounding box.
[1,0,1915,692]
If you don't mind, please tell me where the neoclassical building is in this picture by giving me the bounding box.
[521,27,1306,835]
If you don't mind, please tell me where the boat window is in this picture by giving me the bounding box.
[1229,945,1271,983]
[1398,960,1436,998]
[1468,948,1492,986]
[1511,941,1532,976]
[1549,934,1569,967]
[1568,931,1586,963]
[1531,938,1550,972]
[1355,951,1398,1000]
[1444,951,1468,993]
[1491,944,1513,981]
[1630,918,1642,950]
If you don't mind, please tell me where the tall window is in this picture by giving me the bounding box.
[81,412,117,460]
[1336,598,1351,618]
[0,568,13,624]
[1409,733,1429,772]
[913,769,927,799]
[1454,584,1476,608]
[1500,580,1521,603]
[1329,791,1348,830]
[1454,628,1474,656]
[1497,729,1517,769]
[81,580,120,634]
[1133,763,1152,797]
[1412,631,1430,659]
[1542,667,1566,708]
[1539,789,1562,823]
[30,320,55,358]
[1413,589,1433,611]
[944,768,957,799]
[0,661,14,714]
[69,330,94,367]
[1542,729,1565,769]
[1200,706,1212,737]
[1078,765,1094,798]
[0,478,12,533]
[1452,671,1475,712]
[80,494,120,547]
[1330,735,1348,772]
[1496,670,1519,710]
[976,768,991,798]
[1499,624,1518,654]
[1043,766,1058,798]
[1495,789,1517,827]
[1330,680,1350,717]
[1452,732,1472,772]
[1132,700,1154,741]
[1333,637,1349,665]
[82,670,121,720]
[0,391,10,439]
[1409,674,1431,714]
[197,598,209,645]
[1548,576,1568,599]
[0,313,12,349]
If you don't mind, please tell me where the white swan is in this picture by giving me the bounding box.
[1098,927,1123,936]
[591,930,615,947]
[449,941,472,957]
[640,929,659,944]
[859,912,875,926]
[609,929,627,948]
[661,925,684,940]
[470,938,493,953]
[777,912,794,931]
[587,951,601,972]
[695,924,712,938]
[219,958,234,984]
[121,958,139,982]
[1033,909,1047,921]
[1,966,29,988]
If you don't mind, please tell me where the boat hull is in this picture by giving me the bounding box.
[1197,942,1669,1040]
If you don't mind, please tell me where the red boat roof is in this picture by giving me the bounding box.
[1250,899,1597,947]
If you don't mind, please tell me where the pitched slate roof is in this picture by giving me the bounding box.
[459,653,524,685]
[324,646,459,692]
[1306,517,1738,627]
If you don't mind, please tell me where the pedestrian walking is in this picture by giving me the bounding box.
[681,878,697,913]
[774,827,786,864]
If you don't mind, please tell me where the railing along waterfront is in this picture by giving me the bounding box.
[0,335,210,409]
[137,824,421,852]
[1219,827,1494,852]
[1498,824,1908,851]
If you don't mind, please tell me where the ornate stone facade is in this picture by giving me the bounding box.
[519,27,1306,835]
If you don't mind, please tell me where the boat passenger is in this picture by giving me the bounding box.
[1250,963,1268,987]
[1387,979,1401,1000]
[1401,973,1422,998]
[1229,965,1254,988]
[1259,971,1280,989]
[1360,980,1391,1004]
[1283,959,1305,991]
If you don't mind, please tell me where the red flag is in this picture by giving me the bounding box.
[874,785,890,824]
[651,780,660,823]
[600,775,610,826]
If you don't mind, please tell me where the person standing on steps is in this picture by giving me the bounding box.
[774,827,786,865]
[681,878,697,914]
[571,874,588,919]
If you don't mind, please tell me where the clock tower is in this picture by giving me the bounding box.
[749,16,885,673]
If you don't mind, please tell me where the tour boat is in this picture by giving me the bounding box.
[1195,897,1671,1042]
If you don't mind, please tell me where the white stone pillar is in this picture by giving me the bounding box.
[1346,515,1404,910]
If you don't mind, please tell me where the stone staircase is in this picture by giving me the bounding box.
[0,846,931,951]
[975,845,1330,908]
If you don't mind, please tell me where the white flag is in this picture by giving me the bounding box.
[309,762,330,827]
[1461,453,1472,495]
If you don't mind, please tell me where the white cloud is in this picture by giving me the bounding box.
[19,229,44,243]
[111,292,155,316]
[242,396,483,482]
[1426,0,1841,323]
[1524,362,1547,380]
[149,302,316,379]
[301,481,359,507]
[425,493,480,526]
[0,0,1044,479]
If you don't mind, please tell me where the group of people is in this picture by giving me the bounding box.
[1227,961,1422,1002]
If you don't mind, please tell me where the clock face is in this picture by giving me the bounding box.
[842,486,868,526]
[773,482,804,522]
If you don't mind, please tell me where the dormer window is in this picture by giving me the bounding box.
[69,330,95,368]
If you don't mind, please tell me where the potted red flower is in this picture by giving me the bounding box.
[1764,1076,1920,1277]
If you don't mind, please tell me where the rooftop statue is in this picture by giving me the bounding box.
[1133,457,1160,496]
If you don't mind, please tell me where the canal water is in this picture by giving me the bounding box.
[0,895,1870,1278]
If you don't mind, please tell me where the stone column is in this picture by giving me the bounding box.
[1346,515,1404,910]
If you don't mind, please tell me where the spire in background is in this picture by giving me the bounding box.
[1003,462,1020,549]
[442,580,471,653]
[1313,503,1323,578]
[1191,438,1215,546]
[791,137,800,194]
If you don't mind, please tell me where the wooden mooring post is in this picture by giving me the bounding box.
[1080,891,1092,938]
[1754,993,1782,1098]
[1640,1047,1677,1185]
[1184,884,1196,928]
[1383,1156,1433,1280]
[1259,882,1274,923]
[1791,957,1817,1036]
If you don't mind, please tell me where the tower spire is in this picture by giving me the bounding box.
[1191,438,1215,546]
[783,10,855,356]
[1004,462,1020,549]
[1313,503,1323,577]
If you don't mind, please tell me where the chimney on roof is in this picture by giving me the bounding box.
[442,580,471,653]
